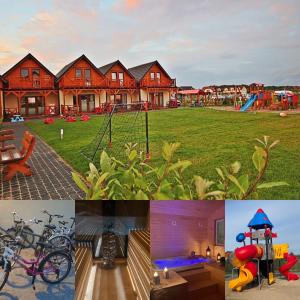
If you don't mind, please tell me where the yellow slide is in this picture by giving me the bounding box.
[229,265,254,292]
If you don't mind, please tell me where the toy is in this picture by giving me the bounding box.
[65,116,77,122]
[44,117,54,124]
[80,114,90,122]
[229,208,299,292]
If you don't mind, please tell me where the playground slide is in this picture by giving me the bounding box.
[279,253,300,281]
[240,94,257,112]
[229,245,262,291]
[229,265,254,292]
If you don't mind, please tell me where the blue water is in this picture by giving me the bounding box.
[154,257,209,269]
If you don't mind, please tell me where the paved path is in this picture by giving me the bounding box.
[1,123,84,200]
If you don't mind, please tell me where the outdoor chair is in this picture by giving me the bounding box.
[0,131,35,181]
[0,129,16,152]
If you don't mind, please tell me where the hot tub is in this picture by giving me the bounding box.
[153,256,211,272]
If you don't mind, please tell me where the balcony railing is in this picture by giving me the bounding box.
[60,78,106,88]
[140,78,176,88]
[107,78,136,88]
[7,76,54,89]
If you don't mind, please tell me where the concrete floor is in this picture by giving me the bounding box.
[0,249,74,300]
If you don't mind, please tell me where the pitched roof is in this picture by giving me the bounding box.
[128,61,156,82]
[2,53,55,78]
[248,208,273,230]
[98,61,118,75]
[98,60,136,80]
[56,54,104,81]
[0,75,6,84]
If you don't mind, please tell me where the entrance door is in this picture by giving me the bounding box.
[79,94,95,112]
[149,92,163,108]
[21,96,45,116]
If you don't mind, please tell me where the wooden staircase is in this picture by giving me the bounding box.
[179,268,222,300]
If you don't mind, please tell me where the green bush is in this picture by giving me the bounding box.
[72,136,288,200]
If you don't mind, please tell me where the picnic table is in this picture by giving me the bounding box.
[11,115,24,122]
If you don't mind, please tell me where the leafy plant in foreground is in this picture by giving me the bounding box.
[72,136,288,200]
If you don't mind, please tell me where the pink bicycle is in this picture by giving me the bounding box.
[0,236,72,291]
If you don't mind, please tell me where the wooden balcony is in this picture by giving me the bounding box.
[59,77,106,88]
[7,76,54,89]
[140,78,176,88]
[107,78,136,89]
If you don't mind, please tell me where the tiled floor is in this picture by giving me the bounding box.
[0,123,84,200]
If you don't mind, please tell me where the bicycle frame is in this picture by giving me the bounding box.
[3,247,58,277]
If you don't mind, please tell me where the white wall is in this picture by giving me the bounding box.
[0,200,74,235]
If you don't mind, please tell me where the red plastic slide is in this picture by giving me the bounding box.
[279,253,299,281]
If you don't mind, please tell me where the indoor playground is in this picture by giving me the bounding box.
[229,208,299,292]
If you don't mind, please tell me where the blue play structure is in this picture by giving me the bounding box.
[240,94,257,112]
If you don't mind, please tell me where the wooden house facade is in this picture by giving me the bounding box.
[98,60,138,105]
[128,61,177,109]
[56,55,107,114]
[1,54,177,118]
[0,76,5,118]
[2,54,58,118]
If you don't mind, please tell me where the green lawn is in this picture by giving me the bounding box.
[27,108,300,199]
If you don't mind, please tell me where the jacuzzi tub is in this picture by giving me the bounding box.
[153,256,211,272]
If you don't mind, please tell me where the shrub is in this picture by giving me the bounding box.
[72,136,288,200]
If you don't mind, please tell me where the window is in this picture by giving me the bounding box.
[85,69,91,79]
[75,69,82,78]
[119,72,124,85]
[150,72,155,80]
[21,68,29,78]
[32,69,40,77]
[111,72,117,81]
[156,73,161,80]
[215,219,225,246]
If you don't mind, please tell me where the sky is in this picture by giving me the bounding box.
[226,200,300,254]
[0,0,299,87]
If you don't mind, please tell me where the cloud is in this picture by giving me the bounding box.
[0,0,299,85]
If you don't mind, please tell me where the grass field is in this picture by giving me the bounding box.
[26,108,300,199]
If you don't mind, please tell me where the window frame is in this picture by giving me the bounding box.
[20,68,29,79]
[111,72,117,81]
[75,68,82,79]
[215,218,225,246]
[150,72,155,80]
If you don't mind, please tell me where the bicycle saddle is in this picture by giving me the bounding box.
[70,217,75,220]
[45,224,56,230]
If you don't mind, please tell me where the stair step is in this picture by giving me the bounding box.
[188,279,218,298]
[179,268,211,282]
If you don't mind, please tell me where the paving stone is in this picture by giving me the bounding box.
[0,123,84,200]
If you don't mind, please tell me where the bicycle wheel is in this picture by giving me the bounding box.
[49,235,72,252]
[21,227,35,248]
[0,257,9,291]
[39,250,71,284]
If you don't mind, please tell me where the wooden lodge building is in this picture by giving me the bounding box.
[0,54,177,119]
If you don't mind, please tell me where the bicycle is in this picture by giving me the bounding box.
[0,236,72,291]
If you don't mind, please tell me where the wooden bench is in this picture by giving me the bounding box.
[0,129,16,152]
[75,246,93,300]
[0,131,35,181]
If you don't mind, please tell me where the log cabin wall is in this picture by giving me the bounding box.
[150,201,224,260]
[128,230,150,300]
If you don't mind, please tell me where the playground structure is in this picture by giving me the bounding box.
[240,83,299,112]
[229,208,299,292]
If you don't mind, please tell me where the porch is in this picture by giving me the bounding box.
[141,87,177,109]
[3,90,59,120]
